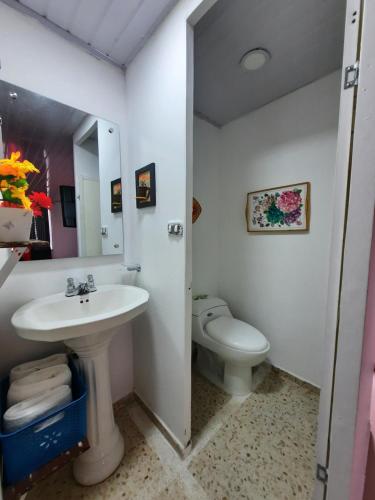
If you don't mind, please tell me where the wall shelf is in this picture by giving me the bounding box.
[0,242,29,249]
[0,243,29,288]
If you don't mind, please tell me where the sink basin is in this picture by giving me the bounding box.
[11,284,149,486]
[12,284,149,342]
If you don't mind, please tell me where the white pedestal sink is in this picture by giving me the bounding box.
[11,284,149,486]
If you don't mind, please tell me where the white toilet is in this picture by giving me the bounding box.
[192,297,270,395]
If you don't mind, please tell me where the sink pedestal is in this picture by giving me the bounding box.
[65,329,124,486]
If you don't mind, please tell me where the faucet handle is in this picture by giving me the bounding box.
[87,274,97,292]
[67,277,75,288]
[66,277,76,297]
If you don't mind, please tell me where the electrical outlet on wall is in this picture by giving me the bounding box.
[168,222,183,236]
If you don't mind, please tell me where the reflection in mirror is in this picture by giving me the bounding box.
[0,81,123,260]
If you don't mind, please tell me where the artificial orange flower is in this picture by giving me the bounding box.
[0,151,39,179]
[0,151,42,211]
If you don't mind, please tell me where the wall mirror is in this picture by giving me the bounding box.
[0,80,123,260]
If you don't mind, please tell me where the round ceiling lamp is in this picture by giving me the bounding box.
[240,48,271,71]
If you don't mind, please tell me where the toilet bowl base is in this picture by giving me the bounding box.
[224,361,252,396]
[195,345,254,396]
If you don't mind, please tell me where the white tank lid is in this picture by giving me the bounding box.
[206,316,269,353]
[192,296,228,316]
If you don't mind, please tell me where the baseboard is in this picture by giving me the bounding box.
[113,391,135,412]
[133,393,191,459]
[272,364,320,392]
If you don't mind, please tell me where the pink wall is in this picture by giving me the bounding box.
[49,140,78,259]
[363,377,375,500]
[350,216,375,500]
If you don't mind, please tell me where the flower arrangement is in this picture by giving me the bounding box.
[253,189,303,227]
[0,151,52,217]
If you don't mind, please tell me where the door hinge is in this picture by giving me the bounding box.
[344,62,359,89]
[316,463,329,484]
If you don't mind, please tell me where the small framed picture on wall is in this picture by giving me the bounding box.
[111,178,122,213]
[135,163,156,209]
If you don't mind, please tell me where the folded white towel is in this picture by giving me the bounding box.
[10,353,68,383]
[3,385,72,433]
[7,364,72,408]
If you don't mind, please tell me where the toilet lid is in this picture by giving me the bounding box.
[205,316,269,353]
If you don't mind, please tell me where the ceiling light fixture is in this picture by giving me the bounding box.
[240,48,271,71]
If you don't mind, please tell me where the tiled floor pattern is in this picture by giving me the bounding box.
[27,399,175,500]
[191,369,231,440]
[189,370,319,500]
[26,368,319,500]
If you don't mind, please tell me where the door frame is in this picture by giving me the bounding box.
[314,0,363,498]
[324,1,375,498]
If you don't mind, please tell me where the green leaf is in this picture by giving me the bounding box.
[0,175,16,182]
[265,202,284,225]
[12,178,28,188]
[2,190,23,205]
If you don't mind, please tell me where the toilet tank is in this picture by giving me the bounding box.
[192,297,232,341]
[192,297,228,316]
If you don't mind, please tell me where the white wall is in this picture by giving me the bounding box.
[74,116,124,256]
[193,72,341,387]
[192,117,220,295]
[73,118,101,257]
[97,119,123,255]
[124,0,215,448]
[0,3,132,402]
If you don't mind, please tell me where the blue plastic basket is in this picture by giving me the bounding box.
[0,358,87,486]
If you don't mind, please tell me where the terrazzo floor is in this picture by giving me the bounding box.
[26,367,319,500]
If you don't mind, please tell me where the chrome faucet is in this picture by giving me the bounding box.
[125,264,141,272]
[77,282,90,295]
[65,275,97,297]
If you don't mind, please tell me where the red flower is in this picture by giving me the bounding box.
[29,192,52,209]
[29,192,53,218]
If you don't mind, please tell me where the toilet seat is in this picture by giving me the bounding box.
[205,316,269,353]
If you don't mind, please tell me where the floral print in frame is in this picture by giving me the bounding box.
[246,182,310,232]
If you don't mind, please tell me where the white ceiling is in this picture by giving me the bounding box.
[2,0,179,67]
[195,0,346,126]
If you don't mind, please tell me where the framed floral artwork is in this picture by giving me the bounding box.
[246,182,310,233]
